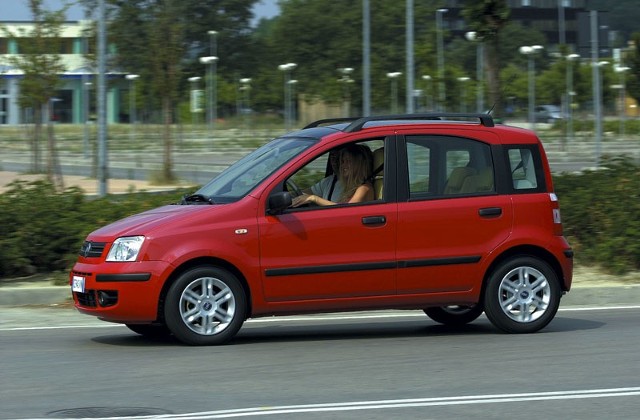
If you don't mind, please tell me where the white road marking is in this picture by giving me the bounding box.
[10,387,640,419]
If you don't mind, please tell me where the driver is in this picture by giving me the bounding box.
[292,144,373,207]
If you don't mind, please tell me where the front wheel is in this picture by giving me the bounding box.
[484,256,561,334]
[424,305,483,326]
[164,266,247,345]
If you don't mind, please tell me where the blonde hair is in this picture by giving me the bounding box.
[338,144,373,202]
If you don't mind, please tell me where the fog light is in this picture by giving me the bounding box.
[97,290,118,307]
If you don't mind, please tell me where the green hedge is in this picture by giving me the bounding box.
[1,159,639,279]
[554,157,640,274]
[0,180,189,279]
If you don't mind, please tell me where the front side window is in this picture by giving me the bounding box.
[196,137,315,203]
[286,139,384,208]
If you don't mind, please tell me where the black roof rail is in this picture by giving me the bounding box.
[342,113,494,133]
[303,117,361,129]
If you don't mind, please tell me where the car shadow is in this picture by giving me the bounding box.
[88,315,604,347]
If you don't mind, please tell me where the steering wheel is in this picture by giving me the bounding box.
[286,179,303,197]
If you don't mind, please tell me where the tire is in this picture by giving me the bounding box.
[164,266,247,345]
[126,323,172,339]
[484,256,561,334]
[424,305,483,326]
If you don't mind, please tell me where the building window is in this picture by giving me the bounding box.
[0,38,7,54]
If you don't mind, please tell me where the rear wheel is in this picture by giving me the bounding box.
[484,256,560,334]
[164,266,247,345]
[424,305,483,326]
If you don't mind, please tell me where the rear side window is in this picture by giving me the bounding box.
[405,135,494,199]
[507,146,545,192]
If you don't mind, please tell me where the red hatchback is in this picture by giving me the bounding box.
[70,114,573,345]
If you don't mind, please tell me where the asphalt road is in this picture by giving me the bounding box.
[1,307,639,419]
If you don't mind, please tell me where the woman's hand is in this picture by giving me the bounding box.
[292,193,316,207]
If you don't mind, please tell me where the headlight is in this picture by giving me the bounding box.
[106,236,145,262]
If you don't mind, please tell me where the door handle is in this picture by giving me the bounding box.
[362,216,386,225]
[478,207,502,217]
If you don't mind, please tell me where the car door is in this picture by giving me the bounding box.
[257,138,398,302]
[394,131,513,296]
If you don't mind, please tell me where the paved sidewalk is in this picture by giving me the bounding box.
[0,170,192,195]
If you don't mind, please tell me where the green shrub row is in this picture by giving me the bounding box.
[554,157,640,275]
[1,158,638,280]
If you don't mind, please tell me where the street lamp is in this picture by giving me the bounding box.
[125,74,139,142]
[436,8,448,111]
[565,53,580,146]
[457,76,470,113]
[278,62,297,131]
[199,55,218,134]
[465,31,484,113]
[592,60,609,166]
[519,45,544,130]
[387,72,402,114]
[188,76,202,127]
[615,65,630,138]
[422,75,432,110]
[338,67,354,117]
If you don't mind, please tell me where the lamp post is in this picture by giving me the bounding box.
[188,76,201,127]
[387,72,402,114]
[289,79,298,126]
[457,76,470,113]
[565,53,580,147]
[338,67,354,117]
[593,60,609,166]
[239,77,251,130]
[465,31,484,113]
[125,74,139,142]
[278,62,297,131]
[208,30,218,133]
[615,65,630,138]
[519,45,544,130]
[422,75,432,110]
[199,56,218,134]
[436,8,448,111]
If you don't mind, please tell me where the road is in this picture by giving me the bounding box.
[1,306,639,419]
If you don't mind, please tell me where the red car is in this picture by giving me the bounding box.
[70,113,573,345]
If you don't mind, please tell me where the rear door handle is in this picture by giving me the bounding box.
[479,207,502,217]
[362,216,386,225]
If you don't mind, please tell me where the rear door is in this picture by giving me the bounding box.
[394,131,513,296]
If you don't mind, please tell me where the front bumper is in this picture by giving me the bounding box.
[70,260,173,323]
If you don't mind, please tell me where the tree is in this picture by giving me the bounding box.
[2,0,67,188]
[462,0,510,119]
[626,32,640,105]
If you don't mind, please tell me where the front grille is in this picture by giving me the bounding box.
[79,241,106,258]
[75,290,97,307]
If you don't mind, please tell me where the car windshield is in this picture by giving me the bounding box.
[195,137,315,202]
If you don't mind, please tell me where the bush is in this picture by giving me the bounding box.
[554,156,640,274]
[0,180,190,279]
[2,158,639,279]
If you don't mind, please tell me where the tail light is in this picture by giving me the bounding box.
[549,193,564,235]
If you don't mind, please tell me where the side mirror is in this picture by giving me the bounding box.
[267,191,292,215]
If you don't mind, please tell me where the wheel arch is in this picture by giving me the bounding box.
[157,257,253,323]
[480,245,567,304]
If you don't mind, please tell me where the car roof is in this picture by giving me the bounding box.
[285,113,540,145]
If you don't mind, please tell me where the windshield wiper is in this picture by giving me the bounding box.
[180,193,214,205]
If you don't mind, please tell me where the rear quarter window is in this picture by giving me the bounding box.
[506,146,546,192]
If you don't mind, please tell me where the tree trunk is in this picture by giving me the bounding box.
[486,38,504,119]
[32,105,42,173]
[162,96,174,182]
[46,100,64,190]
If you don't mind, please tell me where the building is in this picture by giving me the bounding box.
[0,20,125,125]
